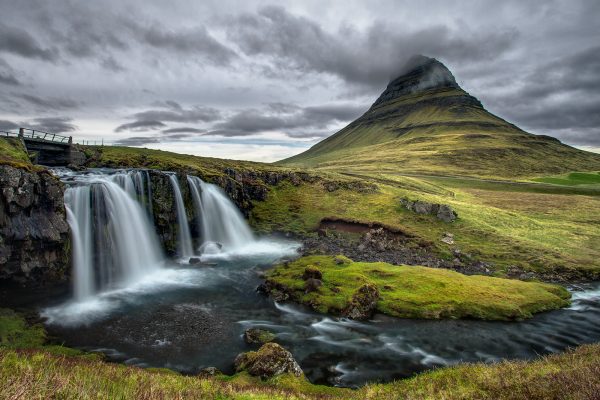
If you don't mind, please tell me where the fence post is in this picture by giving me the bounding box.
[18,128,24,138]
[68,136,73,144]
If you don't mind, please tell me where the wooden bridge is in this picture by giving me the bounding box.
[1,128,85,166]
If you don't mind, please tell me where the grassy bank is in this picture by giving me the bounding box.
[265,255,570,320]
[1,341,599,399]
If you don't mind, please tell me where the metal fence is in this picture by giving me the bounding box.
[18,128,71,144]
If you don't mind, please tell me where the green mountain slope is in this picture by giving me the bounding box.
[279,56,600,178]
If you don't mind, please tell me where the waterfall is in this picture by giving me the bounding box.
[112,170,153,217]
[187,175,255,252]
[64,171,163,299]
[64,190,93,300]
[167,174,194,258]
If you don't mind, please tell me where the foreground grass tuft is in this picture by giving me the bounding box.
[265,255,571,320]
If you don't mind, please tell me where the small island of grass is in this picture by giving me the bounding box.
[263,255,570,321]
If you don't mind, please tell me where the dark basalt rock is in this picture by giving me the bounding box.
[234,342,303,378]
[372,55,459,108]
[0,165,70,286]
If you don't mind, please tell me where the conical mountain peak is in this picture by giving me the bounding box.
[373,56,459,107]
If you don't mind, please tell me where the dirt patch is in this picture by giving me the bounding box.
[305,218,492,276]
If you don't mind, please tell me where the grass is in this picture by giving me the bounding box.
[251,172,600,280]
[1,343,599,399]
[533,172,600,186]
[0,137,41,171]
[265,255,570,320]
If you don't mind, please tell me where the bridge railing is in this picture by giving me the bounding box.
[1,130,19,137]
[18,128,71,144]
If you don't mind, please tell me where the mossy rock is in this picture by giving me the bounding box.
[244,328,277,345]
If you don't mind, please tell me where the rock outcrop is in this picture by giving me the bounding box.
[400,198,458,222]
[0,165,70,285]
[234,342,303,378]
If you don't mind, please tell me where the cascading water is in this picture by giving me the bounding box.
[112,170,153,217]
[64,171,164,300]
[168,174,194,258]
[187,175,255,252]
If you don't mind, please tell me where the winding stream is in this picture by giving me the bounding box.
[40,168,600,388]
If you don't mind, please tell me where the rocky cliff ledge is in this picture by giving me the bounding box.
[0,165,70,286]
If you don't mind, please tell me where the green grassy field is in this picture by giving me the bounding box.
[251,172,600,280]
[265,255,570,320]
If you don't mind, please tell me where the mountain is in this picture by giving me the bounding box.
[279,56,600,178]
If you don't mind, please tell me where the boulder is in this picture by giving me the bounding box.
[234,343,303,378]
[400,197,457,222]
[188,257,201,265]
[437,204,458,223]
[243,328,276,345]
[342,283,379,320]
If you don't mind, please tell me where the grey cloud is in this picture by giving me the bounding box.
[227,6,518,88]
[0,59,21,86]
[14,93,80,110]
[24,117,77,133]
[115,120,166,133]
[209,102,367,137]
[101,56,126,72]
[485,45,600,146]
[0,22,58,61]
[132,102,221,123]
[0,119,18,131]
[164,133,192,139]
[116,102,221,133]
[162,127,206,134]
[136,24,237,66]
[113,136,161,146]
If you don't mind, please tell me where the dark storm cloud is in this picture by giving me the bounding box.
[14,93,80,110]
[133,102,221,123]
[227,6,518,88]
[162,127,206,134]
[209,102,367,137]
[113,136,161,146]
[1,1,599,153]
[486,45,600,144]
[134,25,237,66]
[115,120,166,133]
[0,119,18,131]
[25,117,77,133]
[0,59,21,86]
[116,102,221,133]
[0,22,58,61]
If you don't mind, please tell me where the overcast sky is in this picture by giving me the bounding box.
[1,0,599,161]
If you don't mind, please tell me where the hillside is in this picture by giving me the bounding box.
[279,56,600,178]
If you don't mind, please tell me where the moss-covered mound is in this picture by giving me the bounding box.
[263,255,570,320]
